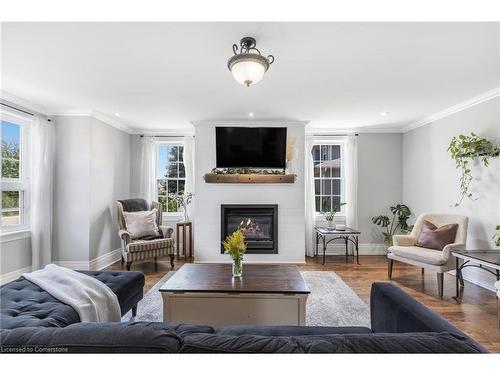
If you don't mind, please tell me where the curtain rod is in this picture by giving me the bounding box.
[308,133,359,137]
[1,102,35,117]
[140,135,194,138]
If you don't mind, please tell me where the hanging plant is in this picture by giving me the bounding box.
[447,133,500,207]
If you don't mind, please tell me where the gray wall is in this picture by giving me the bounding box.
[358,133,404,244]
[403,97,500,290]
[89,118,130,260]
[129,135,142,198]
[53,116,91,263]
[0,237,31,275]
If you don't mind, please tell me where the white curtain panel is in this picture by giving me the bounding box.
[139,137,156,204]
[31,116,55,270]
[304,136,316,257]
[345,134,358,234]
[182,136,195,220]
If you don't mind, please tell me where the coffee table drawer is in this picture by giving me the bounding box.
[162,292,308,327]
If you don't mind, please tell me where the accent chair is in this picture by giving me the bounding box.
[387,213,468,299]
[116,198,175,270]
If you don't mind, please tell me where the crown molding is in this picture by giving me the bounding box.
[306,127,401,135]
[48,109,133,134]
[402,86,500,133]
[131,127,195,136]
[191,119,310,127]
[0,91,48,115]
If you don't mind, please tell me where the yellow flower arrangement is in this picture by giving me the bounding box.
[221,230,247,260]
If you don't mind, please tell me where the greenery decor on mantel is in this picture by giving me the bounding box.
[208,167,286,175]
[372,204,413,247]
[447,133,500,207]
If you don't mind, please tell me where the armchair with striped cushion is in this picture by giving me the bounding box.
[117,199,175,270]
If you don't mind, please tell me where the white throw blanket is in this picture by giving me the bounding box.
[23,264,121,322]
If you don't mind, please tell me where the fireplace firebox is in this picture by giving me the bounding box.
[221,204,278,254]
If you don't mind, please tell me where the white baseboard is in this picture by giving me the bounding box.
[194,260,307,264]
[0,266,32,285]
[55,248,122,271]
[315,243,388,256]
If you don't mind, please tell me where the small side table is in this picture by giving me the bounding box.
[314,227,361,265]
[451,250,500,300]
[176,222,193,260]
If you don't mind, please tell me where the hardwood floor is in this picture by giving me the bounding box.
[106,255,500,352]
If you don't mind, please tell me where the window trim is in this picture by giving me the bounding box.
[1,111,31,233]
[155,140,185,217]
[312,138,346,218]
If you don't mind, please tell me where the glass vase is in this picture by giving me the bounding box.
[232,257,243,277]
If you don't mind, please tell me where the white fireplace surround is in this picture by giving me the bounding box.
[192,120,308,263]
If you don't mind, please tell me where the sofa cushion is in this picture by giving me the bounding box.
[292,332,486,353]
[416,220,458,250]
[0,271,144,329]
[180,333,303,353]
[216,325,372,336]
[0,322,189,353]
[389,246,447,265]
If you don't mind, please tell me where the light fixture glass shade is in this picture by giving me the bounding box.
[228,54,269,87]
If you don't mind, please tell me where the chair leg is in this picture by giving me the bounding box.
[169,254,175,269]
[121,256,124,266]
[388,259,394,279]
[421,268,425,275]
[437,273,444,299]
[126,261,132,271]
[154,257,157,262]
[132,305,138,317]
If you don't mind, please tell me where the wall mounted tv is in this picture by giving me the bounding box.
[216,127,287,169]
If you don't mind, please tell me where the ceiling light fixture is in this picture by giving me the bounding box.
[115,112,121,117]
[228,37,275,87]
[248,112,254,117]
[380,111,389,116]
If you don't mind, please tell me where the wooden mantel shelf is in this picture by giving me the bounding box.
[204,174,295,184]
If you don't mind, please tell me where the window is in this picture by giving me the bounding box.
[156,143,185,213]
[312,143,344,214]
[1,112,30,231]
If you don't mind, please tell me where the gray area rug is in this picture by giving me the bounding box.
[123,270,370,327]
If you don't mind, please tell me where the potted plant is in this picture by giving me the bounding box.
[372,204,413,247]
[447,133,500,206]
[168,192,193,222]
[222,230,247,277]
[493,225,500,247]
[322,202,346,229]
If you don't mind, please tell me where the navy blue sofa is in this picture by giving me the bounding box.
[0,272,488,353]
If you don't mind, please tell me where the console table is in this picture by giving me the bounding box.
[315,227,361,265]
[452,250,500,300]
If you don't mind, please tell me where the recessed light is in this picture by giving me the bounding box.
[115,112,121,117]
[380,111,389,116]
[248,112,254,117]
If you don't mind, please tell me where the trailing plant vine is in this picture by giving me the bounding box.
[447,133,500,207]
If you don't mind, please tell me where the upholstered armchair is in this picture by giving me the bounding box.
[496,280,500,328]
[116,199,175,270]
[387,213,468,299]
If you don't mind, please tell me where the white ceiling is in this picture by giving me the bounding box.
[1,22,499,132]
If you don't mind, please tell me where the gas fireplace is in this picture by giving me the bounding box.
[221,204,278,254]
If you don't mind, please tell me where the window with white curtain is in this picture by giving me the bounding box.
[1,111,31,231]
[312,143,345,214]
[156,142,185,213]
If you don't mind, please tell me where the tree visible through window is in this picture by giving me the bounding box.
[1,120,25,227]
[312,144,343,213]
[156,144,185,213]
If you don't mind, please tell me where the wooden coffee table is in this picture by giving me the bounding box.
[159,263,310,327]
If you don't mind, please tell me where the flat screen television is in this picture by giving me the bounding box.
[216,127,287,169]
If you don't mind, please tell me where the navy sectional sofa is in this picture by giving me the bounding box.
[0,271,488,353]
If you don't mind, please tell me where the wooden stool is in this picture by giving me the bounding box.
[176,222,193,260]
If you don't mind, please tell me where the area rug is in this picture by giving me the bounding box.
[122,270,370,327]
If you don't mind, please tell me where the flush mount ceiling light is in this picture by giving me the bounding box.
[228,37,275,87]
